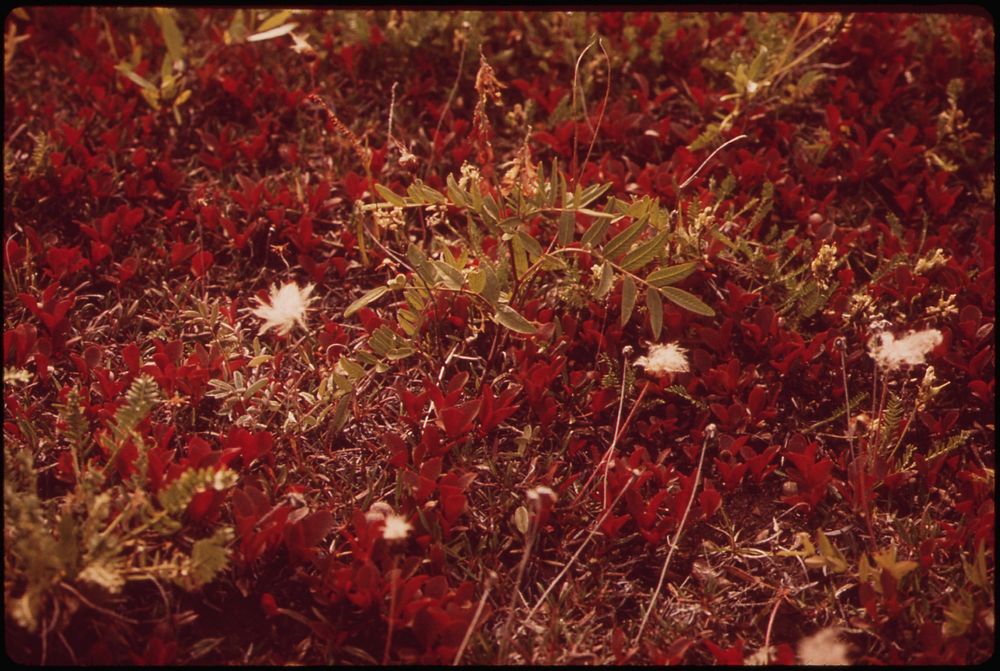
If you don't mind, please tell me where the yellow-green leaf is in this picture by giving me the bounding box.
[344,285,390,317]
[647,261,697,287]
[468,268,486,294]
[432,260,465,290]
[646,287,663,339]
[256,10,296,33]
[620,275,637,327]
[603,217,648,260]
[659,286,715,317]
[152,8,185,64]
[580,218,610,247]
[815,530,849,573]
[116,63,157,91]
[374,183,407,207]
[247,22,299,42]
[494,305,536,334]
[173,89,192,108]
[593,262,614,299]
[873,546,919,582]
[620,230,668,272]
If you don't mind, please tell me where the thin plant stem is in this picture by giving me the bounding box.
[870,364,879,448]
[871,375,891,467]
[498,510,538,663]
[836,338,855,464]
[519,470,640,634]
[570,36,598,186]
[604,348,635,506]
[678,134,749,190]
[567,353,645,513]
[382,557,399,664]
[761,587,789,664]
[454,572,495,665]
[633,425,713,645]
[424,32,467,181]
[887,399,919,465]
[576,37,611,187]
[840,339,875,547]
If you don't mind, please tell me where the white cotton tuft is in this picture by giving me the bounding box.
[868,328,942,371]
[251,282,316,336]
[634,342,690,375]
[381,514,413,541]
[796,627,851,665]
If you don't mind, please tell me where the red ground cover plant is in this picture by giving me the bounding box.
[4,8,994,665]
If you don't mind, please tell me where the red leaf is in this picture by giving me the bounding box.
[704,637,745,665]
[700,481,722,519]
[190,251,214,278]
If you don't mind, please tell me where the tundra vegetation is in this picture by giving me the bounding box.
[3,9,994,664]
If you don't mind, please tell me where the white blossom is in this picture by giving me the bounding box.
[289,32,314,55]
[251,282,315,336]
[634,342,690,375]
[382,513,413,541]
[797,627,851,665]
[867,328,942,371]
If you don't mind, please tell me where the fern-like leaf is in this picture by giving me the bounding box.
[110,374,161,445]
[181,527,234,590]
[157,467,238,515]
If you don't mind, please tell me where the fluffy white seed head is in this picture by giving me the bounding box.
[381,513,413,541]
[251,282,316,336]
[867,328,942,371]
[797,627,851,665]
[634,342,690,375]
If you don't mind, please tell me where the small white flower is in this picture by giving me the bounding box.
[251,282,315,336]
[634,342,690,375]
[289,32,314,55]
[382,513,413,541]
[867,328,942,372]
[797,627,851,665]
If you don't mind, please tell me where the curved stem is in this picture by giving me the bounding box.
[633,426,712,645]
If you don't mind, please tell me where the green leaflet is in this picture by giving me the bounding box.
[432,260,465,289]
[115,63,157,92]
[575,207,618,219]
[567,181,612,209]
[256,10,296,33]
[468,268,487,294]
[646,287,663,339]
[620,275,637,326]
[344,285,390,317]
[446,173,470,207]
[659,286,715,317]
[557,211,575,245]
[374,183,407,207]
[593,262,614,299]
[494,304,537,334]
[152,8,185,65]
[620,229,669,272]
[516,230,543,259]
[603,216,648,260]
[580,218,610,247]
[647,261,697,287]
[184,528,234,590]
